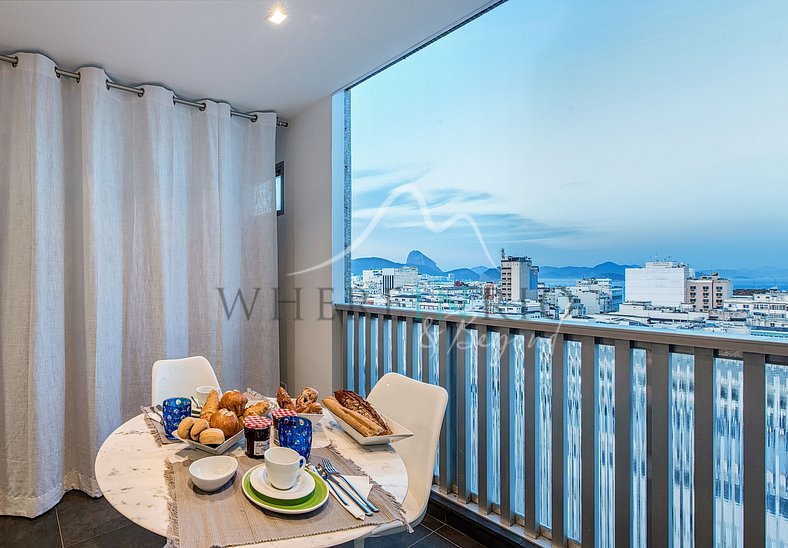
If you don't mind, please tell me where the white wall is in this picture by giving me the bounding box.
[275,96,335,398]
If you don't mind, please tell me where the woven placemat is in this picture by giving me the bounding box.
[141,406,182,446]
[165,445,408,547]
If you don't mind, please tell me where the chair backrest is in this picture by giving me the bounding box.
[367,373,448,519]
[151,356,220,406]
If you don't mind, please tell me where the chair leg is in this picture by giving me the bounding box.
[353,538,365,548]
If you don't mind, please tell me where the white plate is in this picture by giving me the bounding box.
[242,466,329,515]
[250,464,315,500]
[326,410,414,446]
[175,428,244,455]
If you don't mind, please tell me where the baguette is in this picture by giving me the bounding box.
[200,389,219,422]
[334,390,391,434]
[323,397,387,437]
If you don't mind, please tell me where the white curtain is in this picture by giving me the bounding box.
[0,52,280,517]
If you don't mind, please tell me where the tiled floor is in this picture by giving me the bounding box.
[0,491,487,548]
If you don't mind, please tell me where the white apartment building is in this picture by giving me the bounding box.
[724,291,788,320]
[686,273,732,312]
[362,266,419,295]
[625,261,693,307]
[500,256,538,301]
[569,278,619,314]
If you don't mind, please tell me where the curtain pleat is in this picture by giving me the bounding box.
[0,52,279,517]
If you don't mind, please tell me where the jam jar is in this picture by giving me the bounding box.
[243,416,272,458]
[270,408,297,447]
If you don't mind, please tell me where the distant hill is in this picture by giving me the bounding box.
[350,257,403,276]
[479,267,501,282]
[352,253,637,283]
[539,261,636,281]
[446,268,480,282]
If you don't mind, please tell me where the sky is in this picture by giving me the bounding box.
[350,0,788,272]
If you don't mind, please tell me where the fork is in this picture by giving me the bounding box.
[317,463,372,516]
[312,465,349,506]
[321,458,379,513]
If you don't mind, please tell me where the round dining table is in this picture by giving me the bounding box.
[95,410,409,547]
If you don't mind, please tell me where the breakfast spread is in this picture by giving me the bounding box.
[177,388,259,446]
[322,390,392,437]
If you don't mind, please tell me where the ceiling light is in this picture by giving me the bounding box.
[267,7,287,25]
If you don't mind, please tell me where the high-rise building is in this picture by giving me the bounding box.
[500,256,538,301]
[686,273,732,312]
[625,261,692,307]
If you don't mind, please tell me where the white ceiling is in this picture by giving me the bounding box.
[0,0,496,120]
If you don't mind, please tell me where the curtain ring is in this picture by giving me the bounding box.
[251,114,258,123]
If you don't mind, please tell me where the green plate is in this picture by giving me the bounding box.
[242,466,329,514]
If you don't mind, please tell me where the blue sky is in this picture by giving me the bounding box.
[350,0,788,271]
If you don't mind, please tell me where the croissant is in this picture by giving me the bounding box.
[242,400,272,418]
[200,389,219,422]
[276,387,296,411]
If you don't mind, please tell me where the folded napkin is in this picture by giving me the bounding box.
[324,473,372,520]
[141,406,182,446]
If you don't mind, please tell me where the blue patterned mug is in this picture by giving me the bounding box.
[277,416,312,461]
[162,397,192,437]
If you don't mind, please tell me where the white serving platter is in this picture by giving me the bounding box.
[326,410,413,446]
[175,428,244,455]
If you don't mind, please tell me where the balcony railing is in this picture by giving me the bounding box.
[332,303,788,547]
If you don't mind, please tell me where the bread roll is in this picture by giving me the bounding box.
[189,418,209,441]
[295,387,318,409]
[300,402,323,414]
[219,390,248,417]
[334,390,391,434]
[210,408,240,438]
[176,417,195,439]
[199,428,225,446]
[276,387,295,411]
[242,401,272,418]
[323,397,387,437]
[200,389,219,422]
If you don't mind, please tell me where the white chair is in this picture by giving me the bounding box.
[355,372,448,546]
[151,356,220,406]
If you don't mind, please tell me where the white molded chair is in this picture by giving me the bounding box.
[355,372,448,546]
[151,356,220,406]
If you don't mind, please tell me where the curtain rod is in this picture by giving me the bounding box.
[0,54,289,128]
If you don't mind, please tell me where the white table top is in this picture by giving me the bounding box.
[95,411,409,548]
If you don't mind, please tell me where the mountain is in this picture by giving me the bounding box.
[350,257,403,276]
[470,266,491,275]
[479,267,501,282]
[405,250,444,276]
[539,261,636,281]
[446,268,480,282]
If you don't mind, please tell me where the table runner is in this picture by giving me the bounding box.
[141,406,181,446]
[165,445,408,547]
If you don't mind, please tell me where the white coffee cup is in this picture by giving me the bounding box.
[195,385,219,406]
[264,446,306,490]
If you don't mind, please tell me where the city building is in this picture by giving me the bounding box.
[625,261,693,307]
[500,255,538,302]
[686,273,732,312]
[568,278,621,314]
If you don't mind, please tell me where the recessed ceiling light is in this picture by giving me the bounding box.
[267,7,287,25]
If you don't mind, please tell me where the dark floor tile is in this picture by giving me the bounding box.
[418,513,444,531]
[361,523,433,547]
[56,491,132,546]
[65,523,165,548]
[411,531,461,547]
[434,525,488,548]
[0,508,62,548]
[425,502,447,522]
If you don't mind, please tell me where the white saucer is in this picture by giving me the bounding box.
[250,463,315,501]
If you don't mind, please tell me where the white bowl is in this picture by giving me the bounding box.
[188,456,238,492]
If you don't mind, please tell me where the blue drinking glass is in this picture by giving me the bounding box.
[277,416,312,461]
[162,397,192,437]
